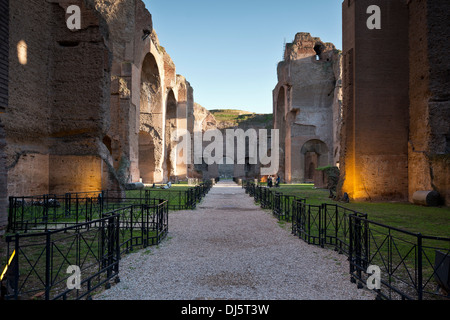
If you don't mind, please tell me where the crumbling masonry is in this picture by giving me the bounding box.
[273,33,342,184]
[274,0,449,206]
[0,0,196,231]
[340,0,450,205]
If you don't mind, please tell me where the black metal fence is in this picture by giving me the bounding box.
[144,182,212,211]
[243,181,450,300]
[7,182,211,234]
[1,200,169,300]
[246,183,306,222]
[1,180,213,300]
[2,212,121,300]
[348,213,450,300]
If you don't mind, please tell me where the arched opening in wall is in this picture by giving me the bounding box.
[139,131,156,183]
[276,87,286,179]
[103,136,112,155]
[306,159,316,181]
[276,87,285,127]
[446,134,450,154]
[140,53,163,183]
[195,159,209,179]
[164,89,177,182]
[244,157,259,179]
[301,139,329,183]
[140,53,161,114]
[219,157,234,179]
[314,44,323,61]
[0,124,7,230]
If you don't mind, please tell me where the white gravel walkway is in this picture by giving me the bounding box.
[96,180,374,300]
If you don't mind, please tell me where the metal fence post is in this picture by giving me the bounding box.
[7,197,13,233]
[417,233,423,300]
[45,231,51,300]
[320,204,324,248]
[349,214,354,281]
[13,234,20,300]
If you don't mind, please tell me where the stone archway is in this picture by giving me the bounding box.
[218,156,234,179]
[139,131,156,183]
[275,86,286,180]
[300,139,329,182]
[164,89,177,182]
[140,53,162,114]
[139,53,164,183]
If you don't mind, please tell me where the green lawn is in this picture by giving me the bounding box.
[261,183,449,299]
[264,183,450,238]
[125,183,192,199]
[126,184,201,210]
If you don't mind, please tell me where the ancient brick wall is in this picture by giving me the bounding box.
[339,0,449,205]
[6,0,116,196]
[6,0,53,196]
[408,0,450,205]
[273,33,341,183]
[0,0,7,231]
[340,0,410,201]
[48,1,113,195]
[86,0,194,185]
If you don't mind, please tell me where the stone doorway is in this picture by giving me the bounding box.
[300,139,329,183]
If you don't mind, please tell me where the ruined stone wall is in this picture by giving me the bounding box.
[0,123,6,231]
[340,0,410,201]
[5,0,194,201]
[191,105,272,180]
[274,33,341,183]
[2,0,193,221]
[48,0,113,194]
[5,0,115,197]
[6,0,53,196]
[186,82,196,179]
[339,0,449,205]
[89,0,194,185]
[172,75,191,181]
[0,0,8,231]
[192,103,217,179]
[332,52,343,166]
[408,0,450,205]
[90,0,156,185]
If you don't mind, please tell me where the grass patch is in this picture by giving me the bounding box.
[273,183,449,237]
[263,183,449,299]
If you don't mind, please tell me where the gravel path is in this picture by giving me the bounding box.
[97,180,374,300]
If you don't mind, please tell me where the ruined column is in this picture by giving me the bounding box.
[408,0,450,206]
[274,33,340,183]
[339,0,410,201]
[0,0,8,231]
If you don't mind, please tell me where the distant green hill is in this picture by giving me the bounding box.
[209,109,273,129]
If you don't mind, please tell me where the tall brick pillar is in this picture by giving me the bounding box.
[340,0,410,201]
[0,0,9,232]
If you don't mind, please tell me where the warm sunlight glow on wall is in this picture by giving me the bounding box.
[341,162,370,201]
[17,40,27,65]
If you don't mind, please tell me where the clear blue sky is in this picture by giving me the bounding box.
[143,0,343,114]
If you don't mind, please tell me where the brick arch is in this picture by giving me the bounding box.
[140,52,162,114]
[163,89,178,182]
[275,86,287,180]
[138,131,156,183]
[138,52,165,183]
[0,0,7,230]
[300,139,329,182]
